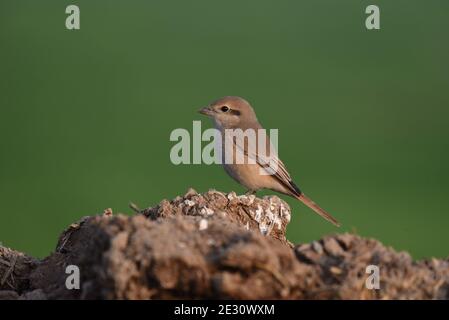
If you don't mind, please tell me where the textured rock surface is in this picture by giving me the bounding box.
[142,188,292,245]
[0,246,37,293]
[0,189,448,299]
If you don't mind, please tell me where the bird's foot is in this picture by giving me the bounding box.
[245,189,257,196]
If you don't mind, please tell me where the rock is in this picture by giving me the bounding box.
[0,246,37,292]
[141,189,292,245]
[0,189,448,300]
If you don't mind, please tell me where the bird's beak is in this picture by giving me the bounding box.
[198,106,214,116]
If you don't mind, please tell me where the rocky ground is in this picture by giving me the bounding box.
[0,189,448,299]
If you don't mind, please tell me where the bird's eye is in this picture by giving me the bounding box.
[221,106,229,112]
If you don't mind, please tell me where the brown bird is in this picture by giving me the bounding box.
[199,96,340,227]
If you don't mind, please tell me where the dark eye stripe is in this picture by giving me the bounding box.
[230,109,241,115]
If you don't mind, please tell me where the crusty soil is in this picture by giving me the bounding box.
[0,189,448,299]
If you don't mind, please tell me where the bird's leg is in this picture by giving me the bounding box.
[245,189,257,196]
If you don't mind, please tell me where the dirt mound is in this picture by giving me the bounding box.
[141,188,292,245]
[0,189,448,299]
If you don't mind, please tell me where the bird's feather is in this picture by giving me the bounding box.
[232,134,340,227]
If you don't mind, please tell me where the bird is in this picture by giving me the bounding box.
[198,96,340,227]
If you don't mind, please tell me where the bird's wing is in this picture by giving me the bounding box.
[232,134,301,196]
[232,132,340,226]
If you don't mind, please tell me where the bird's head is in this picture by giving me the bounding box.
[198,96,257,129]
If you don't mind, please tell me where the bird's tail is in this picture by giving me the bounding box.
[296,193,340,227]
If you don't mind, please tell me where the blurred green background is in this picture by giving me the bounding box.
[0,1,448,259]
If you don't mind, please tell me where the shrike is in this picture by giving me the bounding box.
[199,96,340,227]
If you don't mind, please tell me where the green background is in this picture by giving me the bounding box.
[1,1,448,259]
